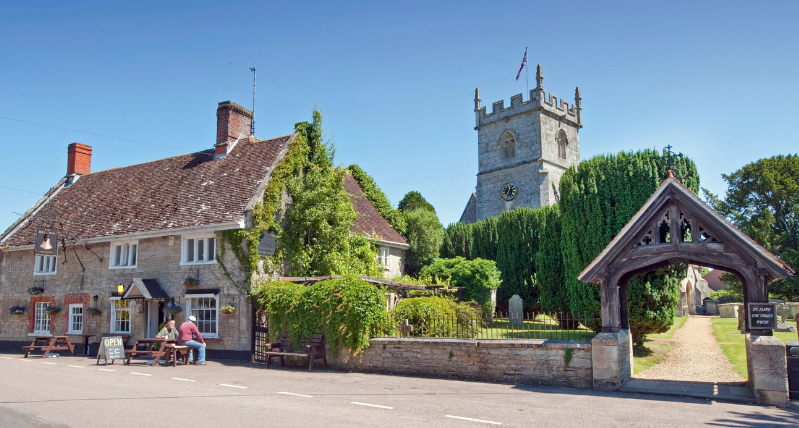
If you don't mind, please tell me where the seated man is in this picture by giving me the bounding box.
[177,315,207,365]
[156,319,179,340]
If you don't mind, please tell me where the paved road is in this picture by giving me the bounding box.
[0,353,796,427]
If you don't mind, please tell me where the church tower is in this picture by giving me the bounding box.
[459,66,582,223]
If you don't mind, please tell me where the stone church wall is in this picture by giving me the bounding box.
[332,338,593,389]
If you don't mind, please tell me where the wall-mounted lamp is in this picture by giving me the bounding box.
[117,284,124,294]
[92,295,99,303]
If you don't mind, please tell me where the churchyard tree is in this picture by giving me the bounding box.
[401,195,444,276]
[704,154,799,300]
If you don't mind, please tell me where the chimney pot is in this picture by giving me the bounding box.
[215,101,252,156]
[67,143,92,175]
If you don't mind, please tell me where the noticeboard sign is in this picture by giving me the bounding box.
[98,336,125,365]
[258,232,276,257]
[34,226,59,257]
[748,303,777,330]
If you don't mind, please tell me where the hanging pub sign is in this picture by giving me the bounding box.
[34,226,58,257]
[748,303,777,330]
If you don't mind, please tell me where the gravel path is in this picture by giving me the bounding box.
[635,316,745,383]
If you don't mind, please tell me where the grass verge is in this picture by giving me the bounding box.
[710,317,798,379]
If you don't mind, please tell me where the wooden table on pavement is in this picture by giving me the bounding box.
[23,336,75,358]
[125,338,175,366]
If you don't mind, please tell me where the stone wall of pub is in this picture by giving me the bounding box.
[0,236,252,354]
[332,338,593,389]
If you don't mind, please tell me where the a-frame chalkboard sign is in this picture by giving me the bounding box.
[96,336,126,365]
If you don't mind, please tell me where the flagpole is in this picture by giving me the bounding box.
[525,47,529,95]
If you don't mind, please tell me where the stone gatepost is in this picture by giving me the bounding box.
[591,329,632,390]
[745,335,789,407]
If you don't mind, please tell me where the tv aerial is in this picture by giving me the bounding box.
[230,62,256,135]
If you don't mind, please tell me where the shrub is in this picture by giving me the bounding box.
[420,257,501,314]
[402,208,444,276]
[252,276,391,355]
[711,288,743,303]
[390,296,478,338]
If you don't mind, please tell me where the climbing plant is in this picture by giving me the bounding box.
[252,276,391,355]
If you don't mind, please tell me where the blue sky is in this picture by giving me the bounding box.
[1,1,797,231]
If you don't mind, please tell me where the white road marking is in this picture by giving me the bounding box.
[131,372,152,376]
[445,415,502,425]
[352,402,393,409]
[69,365,84,368]
[220,384,247,389]
[98,368,115,372]
[42,362,57,365]
[18,359,31,361]
[1,357,12,359]
[172,378,196,382]
[277,392,312,397]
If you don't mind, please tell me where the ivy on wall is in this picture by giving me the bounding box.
[346,164,406,235]
[216,110,381,290]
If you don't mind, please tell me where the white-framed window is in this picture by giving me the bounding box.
[185,294,218,337]
[110,298,131,334]
[33,302,51,334]
[181,234,216,265]
[34,255,57,275]
[379,246,390,269]
[109,240,138,269]
[67,304,83,334]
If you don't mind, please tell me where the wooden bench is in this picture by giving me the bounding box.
[24,336,75,358]
[265,333,326,371]
[163,344,195,366]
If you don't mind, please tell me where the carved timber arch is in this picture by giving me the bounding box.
[580,173,794,405]
[579,172,793,335]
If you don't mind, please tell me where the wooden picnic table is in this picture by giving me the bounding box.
[23,335,75,358]
[66,333,95,356]
[124,338,178,367]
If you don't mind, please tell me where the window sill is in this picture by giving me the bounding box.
[179,261,217,266]
[66,331,83,335]
[28,333,52,337]
[108,265,137,270]
[33,272,56,276]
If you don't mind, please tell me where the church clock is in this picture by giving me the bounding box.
[501,183,517,201]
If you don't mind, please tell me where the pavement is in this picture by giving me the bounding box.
[0,352,797,427]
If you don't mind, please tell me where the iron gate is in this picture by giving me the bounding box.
[251,309,269,364]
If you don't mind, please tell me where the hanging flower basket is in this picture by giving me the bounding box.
[87,307,102,316]
[27,287,44,295]
[164,303,183,316]
[183,278,199,288]
[43,306,62,315]
[9,305,27,315]
[221,305,236,315]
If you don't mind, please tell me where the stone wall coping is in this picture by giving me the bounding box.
[369,337,590,349]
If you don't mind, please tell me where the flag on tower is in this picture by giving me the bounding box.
[516,48,527,81]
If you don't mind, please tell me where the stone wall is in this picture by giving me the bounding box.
[0,234,252,354]
[331,338,593,389]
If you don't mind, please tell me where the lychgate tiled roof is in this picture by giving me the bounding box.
[1,135,291,247]
[343,174,407,246]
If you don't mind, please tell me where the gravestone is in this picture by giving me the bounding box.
[509,294,523,326]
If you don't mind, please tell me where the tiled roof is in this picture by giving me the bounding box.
[343,174,407,246]
[1,135,291,247]
[703,269,728,291]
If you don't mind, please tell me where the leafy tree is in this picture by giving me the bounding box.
[559,149,699,334]
[398,191,436,213]
[420,257,502,309]
[346,164,406,235]
[279,111,380,277]
[704,154,799,300]
[402,208,444,276]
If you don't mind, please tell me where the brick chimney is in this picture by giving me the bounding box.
[215,101,252,156]
[67,143,92,175]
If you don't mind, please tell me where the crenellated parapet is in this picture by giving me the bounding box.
[474,65,582,129]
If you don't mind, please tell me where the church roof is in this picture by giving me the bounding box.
[343,174,408,247]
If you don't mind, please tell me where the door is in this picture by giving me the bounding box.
[146,300,161,337]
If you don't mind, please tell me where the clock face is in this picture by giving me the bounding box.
[501,183,517,201]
